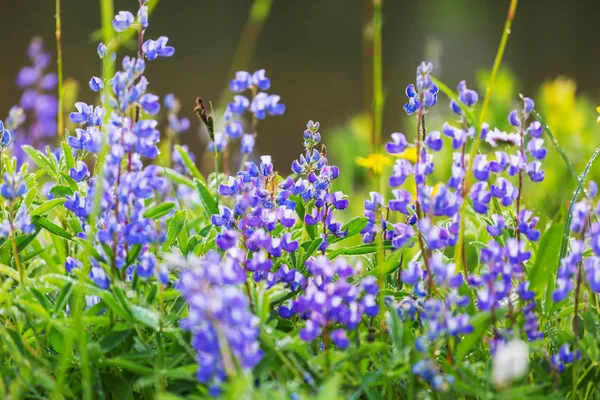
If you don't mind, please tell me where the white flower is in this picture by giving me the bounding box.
[492,340,529,388]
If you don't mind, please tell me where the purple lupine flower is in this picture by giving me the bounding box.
[450,80,478,115]
[489,151,509,173]
[90,262,110,289]
[113,11,135,32]
[89,76,104,92]
[526,138,547,160]
[142,36,175,60]
[472,154,490,181]
[386,132,408,154]
[517,209,540,242]
[69,161,90,182]
[391,223,414,248]
[283,256,378,347]
[97,42,108,59]
[404,61,438,115]
[173,250,262,390]
[490,177,518,206]
[250,92,286,119]
[527,121,542,138]
[487,214,505,237]
[526,161,545,182]
[389,159,412,187]
[425,131,443,151]
[470,182,491,214]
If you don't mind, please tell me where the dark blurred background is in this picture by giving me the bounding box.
[1,0,599,169]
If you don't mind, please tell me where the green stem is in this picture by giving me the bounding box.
[372,0,386,308]
[100,0,115,79]
[372,0,383,171]
[8,204,24,285]
[155,285,166,393]
[210,102,220,207]
[55,0,64,140]
[455,0,518,268]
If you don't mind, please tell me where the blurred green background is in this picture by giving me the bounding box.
[0,0,598,216]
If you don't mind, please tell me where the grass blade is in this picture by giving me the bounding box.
[532,109,580,184]
[558,147,600,268]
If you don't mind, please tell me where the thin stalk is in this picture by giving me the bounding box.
[372,0,387,308]
[217,0,275,110]
[8,204,24,285]
[362,0,373,118]
[455,0,518,268]
[100,0,115,79]
[414,105,437,296]
[372,0,383,163]
[155,285,166,393]
[55,0,64,140]
[210,102,220,207]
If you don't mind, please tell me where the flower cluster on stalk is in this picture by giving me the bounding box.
[62,2,175,289]
[210,69,285,156]
[9,37,57,159]
[0,172,34,238]
[278,257,379,349]
[171,250,262,396]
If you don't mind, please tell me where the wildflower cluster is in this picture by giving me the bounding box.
[62,1,175,290]
[172,250,262,396]
[10,37,56,157]
[211,69,286,156]
[2,1,600,395]
[279,257,379,349]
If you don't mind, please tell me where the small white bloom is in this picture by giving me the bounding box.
[492,340,529,388]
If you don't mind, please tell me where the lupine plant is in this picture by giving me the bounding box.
[1,0,600,399]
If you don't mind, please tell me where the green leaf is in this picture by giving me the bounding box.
[53,282,73,315]
[195,178,218,217]
[22,145,56,176]
[130,305,159,330]
[327,242,393,258]
[61,141,75,170]
[365,248,403,277]
[32,215,73,239]
[162,167,195,189]
[16,228,41,252]
[316,376,342,400]
[49,185,74,198]
[301,238,323,267]
[162,210,187,251]
[112,286,134,319]
[528,221,562,297]
[455,308,508,363]
[126,244,142,266]
[100,329,132,352]
[30,198,66,216]
[328,216,368,245]
[29,287,52,311]
[59,172,80,193]
[104,357,154,375]
[143,202,176,220]
[174,145,205,183]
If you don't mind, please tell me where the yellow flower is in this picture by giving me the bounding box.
[391,147,418,163]
[596,106,600,124]
[355,147,419,175]
[355,153,393,175]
